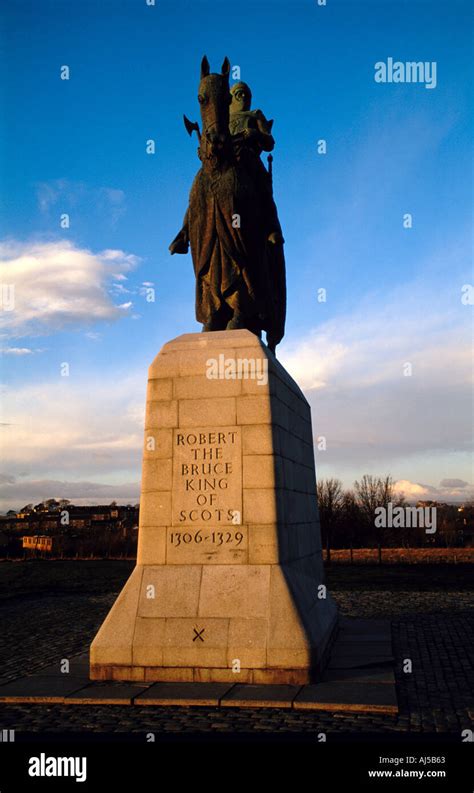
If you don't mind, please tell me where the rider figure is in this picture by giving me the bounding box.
[169,69,286,349]
[229,81,284,246]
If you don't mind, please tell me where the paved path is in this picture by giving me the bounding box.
[0,589,472,735]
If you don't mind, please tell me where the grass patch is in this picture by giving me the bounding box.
[0,559,134,600]
[0,560,472,601]
[325,563,474,591]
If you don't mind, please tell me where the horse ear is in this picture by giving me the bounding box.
[221,57,231,77]
[201,55,210,78]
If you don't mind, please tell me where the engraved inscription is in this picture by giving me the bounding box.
[172,427,242,525]
[170,529,244,547]
[169,426,246,563]
[166,525,248,564]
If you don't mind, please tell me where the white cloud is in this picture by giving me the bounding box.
[110,282,131,294]
[279,268,472,475]
[395,479,473,503]
[439,478,469,489]
[36,179,126,227]
[0,236,470,510]
[0,240,139,338]
[395,480,438,499]
[0,375,145,482]
[0,478,140,511]
[0,347,34,355]
[278,336,347,389]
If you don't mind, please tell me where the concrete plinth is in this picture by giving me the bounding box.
[90,330,337,683]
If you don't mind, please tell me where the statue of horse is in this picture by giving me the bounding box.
[169,55,286,353]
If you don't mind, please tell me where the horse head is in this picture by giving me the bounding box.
[198,55,231,163]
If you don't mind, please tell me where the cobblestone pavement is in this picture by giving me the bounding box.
[0,589,472,736]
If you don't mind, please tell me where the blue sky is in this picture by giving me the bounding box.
[0,0,472,509]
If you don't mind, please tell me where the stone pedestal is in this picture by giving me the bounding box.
[90,330,337,683]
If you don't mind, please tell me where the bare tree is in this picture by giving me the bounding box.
[317,478,344,564]
[341,489,360,563]
[354,474,405,564]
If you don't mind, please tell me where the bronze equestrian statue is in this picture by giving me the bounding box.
[169,56,286,353]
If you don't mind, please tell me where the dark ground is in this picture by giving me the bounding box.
[0,560,472,736]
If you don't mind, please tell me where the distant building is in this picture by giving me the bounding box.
[416,500,449,509]
[1,502,139,557]
[23,535,53,553]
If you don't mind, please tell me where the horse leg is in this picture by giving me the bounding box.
[202,303,232,332]
[225,290,247,330]
[226,290,262,339]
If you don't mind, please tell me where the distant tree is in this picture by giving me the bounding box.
[340,490,362,560]
[437,505,460,548]
[43,498,60,511]
[317,478,344,563]
[354,475,405,563]
[354,475,381,520]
